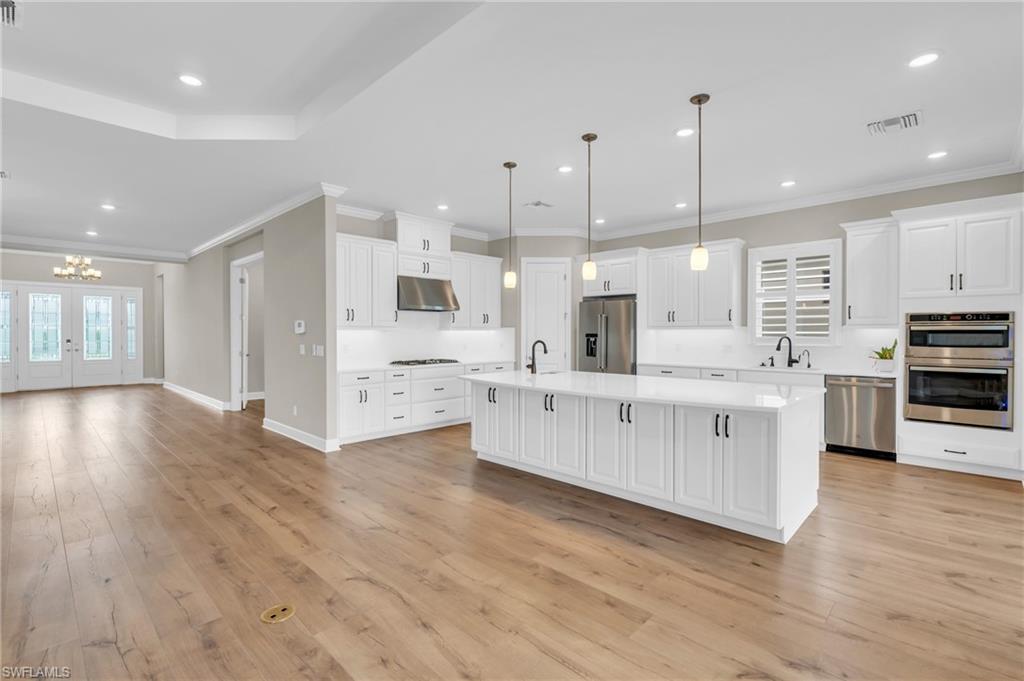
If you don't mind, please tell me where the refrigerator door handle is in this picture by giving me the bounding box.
[598,313,608,370]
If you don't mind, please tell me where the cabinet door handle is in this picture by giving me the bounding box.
[356,376,370,381]
[434,387,444,391]
[661,370,672,374]
[943,448,967,456]
[848,304,852,320]
[619,402,624,423]
[550,394,555,412]
[543,394,549,412]
[393,391,404,396]
[949,273,954,291]
[958,273,963,290]
[710,372,725,377]
[672,311,675,322]
[724,414,731,438]
[452,312,455,323]
[394,310,398,322]
[715,413,720,437]
[728,308,732,322]
[667,311,671,322]
[426,239,430,251]
[435,409,445,414]
[423,238,427,251]
[427,262,430,274]
[626,403,632,424]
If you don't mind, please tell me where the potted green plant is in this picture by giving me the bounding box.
[871,338,898,373]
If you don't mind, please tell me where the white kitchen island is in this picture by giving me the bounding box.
[462,371,825,543]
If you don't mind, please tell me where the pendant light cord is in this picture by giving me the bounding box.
[697,100,703,247]
[587,139,592,259]
[508,164,513,263]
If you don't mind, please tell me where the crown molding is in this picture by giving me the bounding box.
[595,160,1023,241]
[336,203,384,221]
[511,227,588,239]
[0,247,160,265]
[891,191,1024,223]
[839,217,897,232]
[0,234,186,262]
[451,226,489,241]
[320,183,348,198]
[381,211,455,230]
[189,183,341,258]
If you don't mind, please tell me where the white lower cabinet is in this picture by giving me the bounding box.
[519,390,586,478]
[586,397,673,498]
[721,410,777,527]
[586,397,628,488]
[674,406,722,513]
[339,384,385,440]
[471,383,517,460]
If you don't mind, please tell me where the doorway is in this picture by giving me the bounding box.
[520,257,573,372]
[2,281,143,391]
[229,252,265,411]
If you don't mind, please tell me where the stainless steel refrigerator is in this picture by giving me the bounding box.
[578,295,637,374]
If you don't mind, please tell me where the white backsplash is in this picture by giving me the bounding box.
[641,326,900,375]
[339,312,515,369]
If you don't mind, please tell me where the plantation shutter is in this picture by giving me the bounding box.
[750,240,841,345]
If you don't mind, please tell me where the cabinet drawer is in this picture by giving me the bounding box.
[411,365,465,380]
[398,255,450,280]
[412,398,464,426]
[386,405,411,428]
[737,370,824,388]
[700,368,737,381]
[485,362,512,372]
[899,436,1020,469]
[464,364,485,375]
[639,365,701,379]
[412,377,463,402]
[386,369,411,382]
[385,384,411,405]
[341,370,384,386]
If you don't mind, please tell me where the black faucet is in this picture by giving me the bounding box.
[527,339,548,374]
[775,335,800,367]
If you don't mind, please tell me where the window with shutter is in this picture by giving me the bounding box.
[748,239,842,346]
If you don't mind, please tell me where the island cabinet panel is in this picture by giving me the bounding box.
[471,384,492,453]
[519,390,549,468]
[674,406,723,513]
[722,410,778,527]
[471,383,517,460]
[586,397,627,488]
[625,402,674,501]
[549,393,587,478]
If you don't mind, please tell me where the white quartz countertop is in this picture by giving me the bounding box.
[462,371,824,412]
[641,360,897,379]
[340,359,514,374]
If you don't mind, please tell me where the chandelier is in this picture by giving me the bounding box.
[53,255,102,281]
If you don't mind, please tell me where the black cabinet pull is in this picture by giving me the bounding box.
[848,305,852,320]
[550,394,555,412]
[394,310,398,322]
[357,376,370,381]
[667,311,671,322]
[393,415,404,420]
[943,448,967,456]
[626,403,632,424]
[393,391,404,396]
[715,413,720,437]
[958,273,963,290]
[543,394,549,412]
[661,370,672,374]
[724,414,731,438]
[451,313,455,323]
[492,389,497,404]
[949,273,954,291]
[435,409,445,414]
[427,262,430,274]
[422,238,426,251]
[728,308,732,322]
[618,402,624,423]
[433,387,444,391]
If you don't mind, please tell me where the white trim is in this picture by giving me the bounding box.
[890,192,1024,223]
[520,257,573,372]
[321,183,348,199]
[573,246,648,263]
[229,251,264,412]
[338,417,470,445]
[839,217,898,231]
[190,184,339,258]
[0,234,187,262]
[513,227,588,239]
[596,161,1023,241]
[0,279,145,293]
[245,391,265,400]
[142,377,165,385]
[336,233,395,248]
[451,226,490,241]
[0,247,159,265]
[381,211,455,230]
[263,418,338,453]
[163,382,229,410]
[451,250,503,263]
[231,251,265,267]
[336,204,384,221]
[897,454,1022,481]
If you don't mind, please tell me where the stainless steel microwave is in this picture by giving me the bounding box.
[905,312,1013,361]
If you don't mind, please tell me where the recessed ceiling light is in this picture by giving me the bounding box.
[558,166,573,173]
[674,202,687,209]
[436,204,448,211]
[86,230,98,237]
[594,218,605,224]
[100,203,116,211]
[179,74,203,87]
[908,53,939,68]
[927,150,948,160]
[780,180,796,188]
[675,128,694,138]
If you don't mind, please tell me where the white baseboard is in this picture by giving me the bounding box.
[897,453,1023,481]
[142,377,165,385]
[245,391,265,400]
[163,382,229,410]
[263,418,338,453]
[337,417,470,445]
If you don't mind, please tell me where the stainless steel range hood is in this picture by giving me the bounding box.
[397,275,460,312]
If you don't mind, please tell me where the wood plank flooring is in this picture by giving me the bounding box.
[2,385,1021,681]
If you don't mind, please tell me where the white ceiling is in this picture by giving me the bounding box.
[2,2,1021,260]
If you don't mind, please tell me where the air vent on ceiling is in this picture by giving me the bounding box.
[1,1,20,28]
[866,110,922,136]
[523,200,554,208]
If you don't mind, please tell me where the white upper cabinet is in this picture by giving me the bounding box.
[383,212,454,279]
[842,218,898,326]
[338,237,373,327]
[447,256,472,328]
[371,243,398,327]
[583,257,637,297]
[452,253,502,329]
[896,195,1021,299]
[646,239,742,328]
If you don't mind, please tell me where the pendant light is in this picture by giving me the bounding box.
[689,93,710,271]
[580,132,598,281]
[502,161,518,289]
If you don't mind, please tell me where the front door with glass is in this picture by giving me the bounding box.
[73,288,122,387]
[18,285,73,391]
[0,286,18,392]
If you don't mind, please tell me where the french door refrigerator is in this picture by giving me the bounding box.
[577,295,637,374]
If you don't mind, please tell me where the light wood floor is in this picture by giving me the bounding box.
[2,386,1022,681]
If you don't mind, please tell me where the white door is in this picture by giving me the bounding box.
[372,245,398,327]
[722,410,777,527]
[900,220,958,298]
[647,253,674,327]
[491,386,517,460]
[846,226,897,326]
[519,390,549,468]
[587,397,626,488]
[625,401,673,501]
[674,406,722,513]
[470,384,492,453]
[522,259,570,372]
[339,386,365,440]
[240,270,250,408]
[448,256,472,328]
[957,213,1020,296]
[121,293,143,384]
[672,250,699,325]
[699,245,735,326]
[18,285,72,390]
[548,393,586,479]
[72,288,122,387]
[348,241,373,327]
[0,286,18,392]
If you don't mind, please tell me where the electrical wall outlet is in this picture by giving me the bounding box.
[292,405,298,416]
[299,343,306,355]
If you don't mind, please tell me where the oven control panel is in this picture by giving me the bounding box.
[907,312,1012,323]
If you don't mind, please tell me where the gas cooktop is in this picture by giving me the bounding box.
[389,358,460,366]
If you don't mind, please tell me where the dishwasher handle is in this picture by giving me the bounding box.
[826,376,895,388]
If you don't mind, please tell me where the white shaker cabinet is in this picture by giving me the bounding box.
[471,383,517,461]
[586,396,673,499]
[371,243,398,327]
[842,218,898,326]
[519,390,586,479]
[957,213,1020,296]
[339,384,385,440]
[646,239,742,328]
[450,253,502,329]
[337,237,373,327]
[899,220,958,298]
[446,256,472,328]
[674,406,723,513]
[721,410,777,527]
[698,242,740,326]
[583,257,637,297]
[586,397,628,488]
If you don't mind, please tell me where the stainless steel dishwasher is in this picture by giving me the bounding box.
[825,375,896,459]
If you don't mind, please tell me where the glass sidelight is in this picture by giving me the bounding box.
[29,293,62,362]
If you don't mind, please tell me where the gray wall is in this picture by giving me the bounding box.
[246,260,265,394]
[0,250,160,378]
